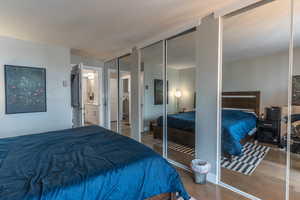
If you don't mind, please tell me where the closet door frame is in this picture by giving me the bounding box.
[216,1,294,200]
[138,33,197,171]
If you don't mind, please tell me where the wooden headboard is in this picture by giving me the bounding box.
[222,91,261,116]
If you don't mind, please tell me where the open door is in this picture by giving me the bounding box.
[71,64,84,127]
[81,66,105,127]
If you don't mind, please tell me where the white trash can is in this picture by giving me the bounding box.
[191,159,211,184]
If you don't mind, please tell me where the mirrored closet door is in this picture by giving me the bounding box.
[140,41,164,155]
[166,30,196,167]
[220,0,290,199]
[290,1,300,199]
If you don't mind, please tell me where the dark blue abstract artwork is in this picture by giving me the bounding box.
[5,65,46,114]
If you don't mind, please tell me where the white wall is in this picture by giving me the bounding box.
[178,67,196,111]
[71,54,104,67]
[143,64,196,130]
[196,15,220,182]
[167,68,180,113]
[0,36,72,138]
[222,48,300,113]
[143,60,179,130]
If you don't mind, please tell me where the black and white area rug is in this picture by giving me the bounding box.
[221,142,270,176]
[168,143,195,156]
[164,142,269,176]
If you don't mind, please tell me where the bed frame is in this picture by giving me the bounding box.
[222,91,261,116]
[147,193,176,200]
[153,91,261,149]
[153,126,195,148]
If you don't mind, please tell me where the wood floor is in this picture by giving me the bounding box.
[111,125,300,200]
[142,131,300,200]
[177,168,248,200]
[221,145,300,200]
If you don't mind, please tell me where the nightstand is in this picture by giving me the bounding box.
[149,120,157,132]
[257,119,281,146]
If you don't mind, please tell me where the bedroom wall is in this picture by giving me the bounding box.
[178,67,196,111]
[195,14,220,183]
[0,36,72,138]
[70,54,104,67]
[223,48,300,113]
[143,60,178,131]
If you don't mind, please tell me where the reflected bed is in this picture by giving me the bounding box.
[153,91,260,157]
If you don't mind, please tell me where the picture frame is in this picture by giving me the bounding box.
[154,79,168,105]
[5,65,47,114]
[293,75,300,105]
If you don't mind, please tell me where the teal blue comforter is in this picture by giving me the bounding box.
[0,126,189,200]
[222,110,257,156]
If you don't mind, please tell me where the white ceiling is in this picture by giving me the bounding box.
[223,0,300,62]
[1,0,298,66]
[0,0,235,60]
[139,32,196,70]
[142,0,300,69]
[167,32,196,70]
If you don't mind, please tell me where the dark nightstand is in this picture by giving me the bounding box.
[149,120,157,132]
[257,119,281,146]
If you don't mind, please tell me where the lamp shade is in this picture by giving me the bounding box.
[175,90,182,98]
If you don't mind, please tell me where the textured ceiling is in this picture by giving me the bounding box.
[223,0,299,62]
[142,0,299,69]
[1,0,298,65]
[0,0,235,60]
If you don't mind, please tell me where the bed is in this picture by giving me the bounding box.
[0,126,190,200]
[153,91,260,156]
[154,112,195,148]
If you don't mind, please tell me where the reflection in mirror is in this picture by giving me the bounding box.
[221,0,290,199]
[107,60,119,132]
[140,41,164,156]
[290,1,300,199]
[166,30,196,167]
[119,55,132,137]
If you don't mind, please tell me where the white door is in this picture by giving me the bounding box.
[71,64,84,127]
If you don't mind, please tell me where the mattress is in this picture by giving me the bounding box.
[0,126,189,200]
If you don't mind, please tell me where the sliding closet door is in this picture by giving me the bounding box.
[220,0,290,199]
[166,30,196,166]
[290,1,300,199]
[140,41,164,155]
[118,54,132,137]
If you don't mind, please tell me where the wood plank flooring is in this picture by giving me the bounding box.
[177,168,248,200]
[118,125,300,200]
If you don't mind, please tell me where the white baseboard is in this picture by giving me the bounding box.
[219,182,261,200]
[207,172,217,184]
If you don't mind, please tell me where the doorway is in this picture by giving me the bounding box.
[71,64,104,127]
[119,72,131,137]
